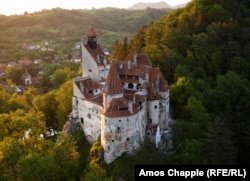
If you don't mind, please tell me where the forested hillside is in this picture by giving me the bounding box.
[0,7,170,62]
[126,0,250,165]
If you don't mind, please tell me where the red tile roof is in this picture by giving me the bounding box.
[117,61,148,77]
[103,97,139,117]
[149,68,168,92]
[104,62,123,94]
[87,26,97,37]
[18,57,32,66]
[125,53,152,66]
[0,64,6,74]
[75,78,100,98]
[84,44,106,66]
[23,67,30,76]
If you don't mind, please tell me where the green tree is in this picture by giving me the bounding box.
[17,152,59,181]
[55,80,73,129]
[32,90,59,129]
[0,137,21,181]
[205,117,237,164]
[83,140,112,181]
[49,133,80,180]
[6,66,23,85]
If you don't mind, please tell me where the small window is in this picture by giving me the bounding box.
[119,120,121,122]
[112,140,114,142]
[89,69,92,72]
[154,105,158,109]
[87,113,91,119]
[150,119,152,123]
[128,83,134,89]
[117,127,120,130]
[81,118,84,124]
[127,137,130,141]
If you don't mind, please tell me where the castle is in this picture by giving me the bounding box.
[70,26,171,163]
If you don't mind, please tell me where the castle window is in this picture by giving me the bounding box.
[81,118,84,124]
[154,105,158,109]
[87,113,91,119]
[150,119,152,123]
[127,138,130,141]
[128,83,134,89]
[89,69,92,72]
[119,120,121,122]
[112,140,114,142]
[117,127,120,130]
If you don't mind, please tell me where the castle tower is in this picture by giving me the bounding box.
[87,26,97,49]
[81,26,108,82]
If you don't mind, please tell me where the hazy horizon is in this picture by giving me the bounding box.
[0,0,191,16]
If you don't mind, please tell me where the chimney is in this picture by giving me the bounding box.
[127,60,131,69]
[80,82,84,92]
[120,63,123,69]
[128,100,133,113]
[133,54,138,65]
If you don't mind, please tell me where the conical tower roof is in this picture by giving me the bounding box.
[87,26,97,37]
[104,62,123,94]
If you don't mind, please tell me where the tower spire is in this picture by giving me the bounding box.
[87,25,97,49]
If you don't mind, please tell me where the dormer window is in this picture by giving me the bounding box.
[128,83,134,89]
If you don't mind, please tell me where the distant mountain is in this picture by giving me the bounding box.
[172,2,188,9]
[128,1,171,10]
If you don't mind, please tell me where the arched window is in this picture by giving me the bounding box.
[81,118,84,124]
[128,83,134,89]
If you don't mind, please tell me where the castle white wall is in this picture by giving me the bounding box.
[101,108,147,164]
[73,79,85,99]
[147,100,160,125]
[81,45,99,82]
[76,99,102,143]
[98,63,109,81]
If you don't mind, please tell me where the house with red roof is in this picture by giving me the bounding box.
[22,67,32,85]
[70,26,171,163]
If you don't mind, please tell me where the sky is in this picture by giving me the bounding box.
[0,0,191,16]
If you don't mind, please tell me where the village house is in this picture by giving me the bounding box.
[22,67,32,85]
[70,26,171,163]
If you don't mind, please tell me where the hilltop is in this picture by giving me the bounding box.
[129,1,188,10]
[0,7,171,63]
